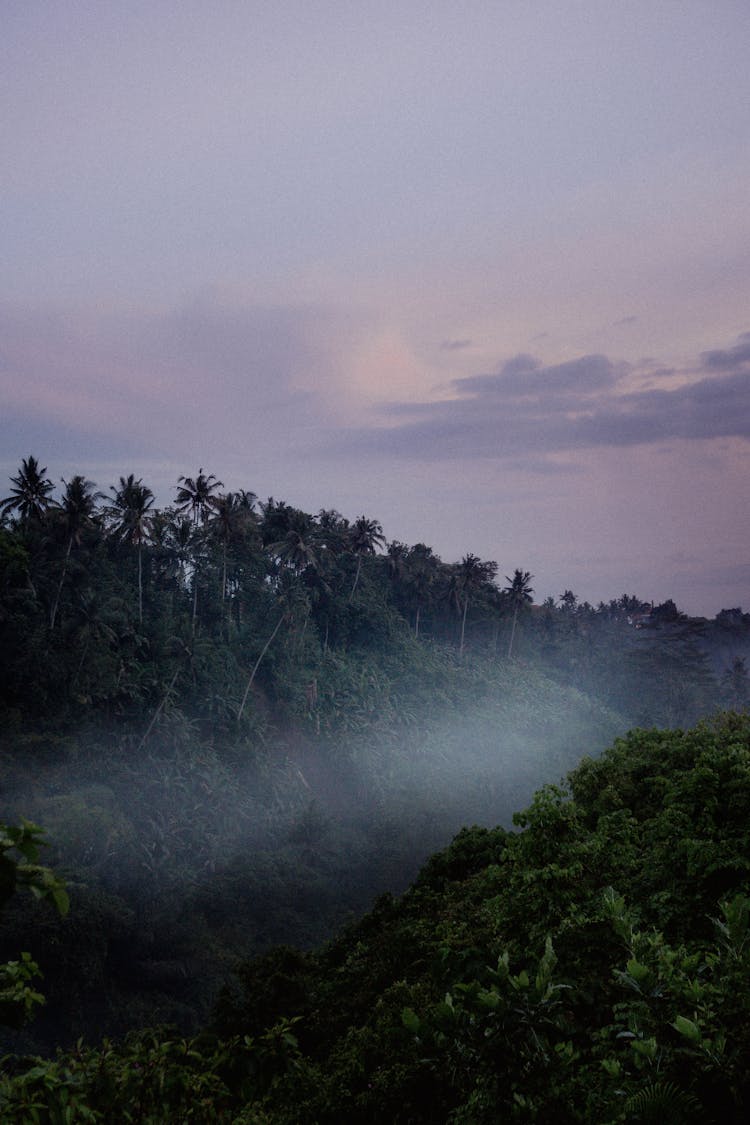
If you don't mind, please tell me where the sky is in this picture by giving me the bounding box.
[2,1,750,616]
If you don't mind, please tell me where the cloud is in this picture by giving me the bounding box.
[333,333,750,464]
[454,353,619,398]
[700,333,750,372]
[440,339,472,351]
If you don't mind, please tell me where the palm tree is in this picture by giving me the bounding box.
[316,509,351,559]
[269,526,322,576]
[266,518,322,653]
[1,456,55,525]
[405,543,440,638]
[348,516,385,600]
[386,540,408,582]
[260,498,317,550]
[453,553,498,656]
[49,475,103,629]
[388,541,440,638]
[164,513,196,588]
[175,468,223,526]
[174,470,223,632]
[505,569,534,658]
[107,475,155,625]
[233,489,258,512]
[209,490,258,605]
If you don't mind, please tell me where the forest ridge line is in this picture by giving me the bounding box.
[2,454,749,734]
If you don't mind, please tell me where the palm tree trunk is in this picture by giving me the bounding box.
[50,537,73,630]
[507,605,519,658]
[349,554,363,601]
[415,605,421,638]
[459,597,468,657]
[75,639,90,686]
[221,544,231,638]
[237,613,286,722]
[137,670,180,753]
[138,545,143,626]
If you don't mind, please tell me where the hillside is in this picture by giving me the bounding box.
[1,464,748,1055]
[2,714,750,1121]
[1,463,749,1118]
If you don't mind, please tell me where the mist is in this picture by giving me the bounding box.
[0,657,627,1051]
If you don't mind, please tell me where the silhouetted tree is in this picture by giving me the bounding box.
[405,544,441,639]
[175,468,223,526]
[348,516,385,601]
[505,569,534,658]
[1,456,55,525]
[107,475,155,625]
[453,553,498,656]
[209,490,258,606]
[49,475,103,629]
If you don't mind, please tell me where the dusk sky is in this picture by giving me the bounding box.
[3,1,750,616]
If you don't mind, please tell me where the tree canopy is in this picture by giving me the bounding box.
[0,455,749,1121]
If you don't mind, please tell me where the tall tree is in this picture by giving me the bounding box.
[49,475,103,630]
[505,569,534,658]
[175,469,223,526]
[174,470,223,633]
[260,498,316,550]
[316,509,350,546]
[269,526,322,576]
[163,513,197,592]
[453,553,498,656]
[405,543,440,638]
[107,475,155,625]
[348,516,385,601]
[1,456,55,525]
[386,540,409,584]
[209,490,258,605]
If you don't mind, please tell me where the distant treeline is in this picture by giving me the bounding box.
[1,455,748,734]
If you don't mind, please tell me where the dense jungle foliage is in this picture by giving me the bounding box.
[3,716,750,1121]
[1,457,750,1119]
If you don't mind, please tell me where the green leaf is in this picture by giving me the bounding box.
[51,886,70,916]
[477,988,500,1010]
[626,958,650,982]
[631,1036,658,1060]
[672,1014,701,1043]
